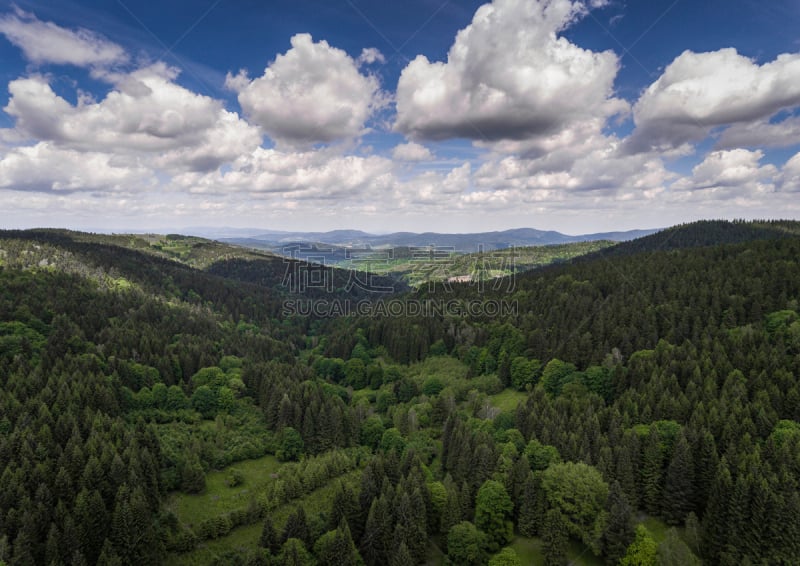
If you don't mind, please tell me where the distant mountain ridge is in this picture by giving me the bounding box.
[210,227,660,253]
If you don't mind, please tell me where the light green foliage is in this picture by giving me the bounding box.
[447,522,487,566]
[277,427,305,462]
[540,462,608,554]
[475,480,514,552]
[279,538,314,566]
[540,359,578,396]
[379,427,406,454]
[510,357,541,391]
[346,358,368,389]
[360,415,385,449]
[619,525,657,566]
[226,468,245,488]
[489,547,523,566]
[656,528,701,566]
[770,419,800,447]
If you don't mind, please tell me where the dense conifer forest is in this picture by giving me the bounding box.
[1,220,799,565]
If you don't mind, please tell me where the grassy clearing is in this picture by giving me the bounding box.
[510,536,545,565]
[639,514,685,545]
[168,454,281,527]
[509,536,605,566]
[167,469,362,566]
[405,356,470,387]
[490,388,528,412]
[424,537,447,566]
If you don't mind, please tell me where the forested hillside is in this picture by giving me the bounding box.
[1,222,799,565]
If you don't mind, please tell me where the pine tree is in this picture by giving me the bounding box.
[314,519,363,566]
[390,541,414,566]
[517,473,539,537]
[661,431,695,525]
[259,515,279,554]
[602,481,635,565]
[360,496,390,566]
[701,459,733,564]
[282,506,312,549]
[541,509,569,566]
[641,428,663,515]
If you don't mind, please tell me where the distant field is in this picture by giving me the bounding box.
[333,240,616,286]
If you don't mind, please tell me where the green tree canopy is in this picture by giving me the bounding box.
[541,462,608,554]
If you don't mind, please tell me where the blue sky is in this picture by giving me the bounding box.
[1,0,799,234]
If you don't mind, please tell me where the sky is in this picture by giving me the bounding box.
[0,0,799,235]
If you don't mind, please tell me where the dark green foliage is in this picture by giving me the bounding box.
[661,431,695,524]
[602,481,635,565]
[541,509,569,566]
[282,507,312,550]
[278,538,314,566]
[517,473,540,537]
[4,223,800,566]
[179,451,206,493]
[314,520,363,566]
[259,516,279,554]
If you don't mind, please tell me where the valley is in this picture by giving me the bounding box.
[1,220,799,565]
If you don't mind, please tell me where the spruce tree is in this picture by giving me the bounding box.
[661,431,695,525]
[517,473,539,537]
[602,481,635,565]
[541,509,569,566]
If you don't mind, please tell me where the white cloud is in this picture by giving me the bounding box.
[0,8,127,68]
[779,152,800,192]
[392,142,434,161]
[394,0,626,142]
[0,142,155,192]
[226,33,386,147]
[671,149,778,197]
[174,147,395,201]
[473,138,673,199]
[716,115,800,149]
[629,49,800,152]
[3,64,261,172]
[398,163,471,205]
[357,47,385,66]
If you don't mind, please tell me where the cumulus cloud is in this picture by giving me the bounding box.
[357,47,385,66]
[392,142,433,161]
[0,7,127,68]
[671,149,778,197]
[226,34,386,146]
[473,138,673,199]
[629,49,800,152]
[3,64,261,172]
[779,152,800,192]
[394,0,626,142]
[0,142,155,192]
[398,163,471,205]
[716,116,800,149]
[174,147,395,201]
